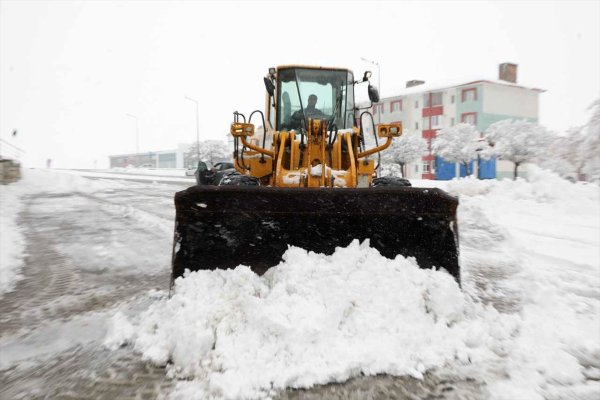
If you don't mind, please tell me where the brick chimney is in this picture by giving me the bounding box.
[406,80,425,88]
[499,63,517,83]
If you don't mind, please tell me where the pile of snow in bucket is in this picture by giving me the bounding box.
[106,240,515,399]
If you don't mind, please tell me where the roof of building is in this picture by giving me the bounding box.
[381,76,545,100]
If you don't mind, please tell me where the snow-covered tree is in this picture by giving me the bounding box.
[432,123,485,176]
[581,99,600,182]
[382,131,427,177]
[537,127,585,181]
[483,119,549,179]
[185,140,230,167]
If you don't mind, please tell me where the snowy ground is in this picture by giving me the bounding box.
[1,168,599,399]
[58,167,195,183]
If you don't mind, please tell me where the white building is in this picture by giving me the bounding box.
[367,63,544,180]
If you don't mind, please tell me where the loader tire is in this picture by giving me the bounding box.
[218,171,260,186]
[372,176,412,187]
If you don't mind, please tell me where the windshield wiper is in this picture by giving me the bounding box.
[328,92,343,128]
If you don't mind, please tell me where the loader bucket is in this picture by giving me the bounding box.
[172,186,459,282]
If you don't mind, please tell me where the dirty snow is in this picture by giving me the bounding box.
[0,169,164,295]
[105,166,600,399]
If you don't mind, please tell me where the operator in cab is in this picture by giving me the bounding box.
[304,94,325,119]
[289,94,326,129]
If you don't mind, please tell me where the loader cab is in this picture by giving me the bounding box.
[275,67,355,131]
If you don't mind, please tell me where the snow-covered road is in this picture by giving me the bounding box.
[1,168,599,400]
[1,170,183,399]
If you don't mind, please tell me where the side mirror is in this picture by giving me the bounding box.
[264,77,275,97]
[368,84,380,103]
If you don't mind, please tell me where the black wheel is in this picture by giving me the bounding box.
[372,176,412,187]
[218,171,260,186]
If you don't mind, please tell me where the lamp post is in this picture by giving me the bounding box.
[361,57,381,124]
[185,96,200,163]
[126,113,139,165]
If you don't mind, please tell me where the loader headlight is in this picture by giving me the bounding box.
[230,122,255,137]
[377,123,403,138]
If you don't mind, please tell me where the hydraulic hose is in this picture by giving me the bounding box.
[249,110,268,163]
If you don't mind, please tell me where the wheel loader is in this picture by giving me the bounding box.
[172,65,459,283]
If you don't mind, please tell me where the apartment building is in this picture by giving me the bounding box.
[369,63,544,180]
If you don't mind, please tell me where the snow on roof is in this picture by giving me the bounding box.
[380,76,545,100]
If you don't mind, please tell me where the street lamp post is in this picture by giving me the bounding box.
[185,96,200,163]
[126,113,139,165]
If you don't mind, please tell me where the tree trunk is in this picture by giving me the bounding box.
[514,162,520,180]
[463,162,470,176]
[400,162,405,178]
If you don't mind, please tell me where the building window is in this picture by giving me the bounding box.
[423,163,431,173]
[423,118,430,130]
[415,100,419,109]
[431,115,443,128]
[390,100,402,112]
[461,112,477,125]
[451,117,455,125]
[373,104,384,114]
[424,92,443,107]
[415,164,419,172]
[415,121,419,130]
[461,88,477,102]
[451,95,455,104]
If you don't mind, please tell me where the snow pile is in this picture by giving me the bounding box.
[453,165,597,198]
[109,241,513,399]
[28,168,121,194]
[447,168,600,400]
[104,312,135,350]
[0,179,26,296]
[103,169,599,399]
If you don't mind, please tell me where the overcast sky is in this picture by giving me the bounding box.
[1,0,598,168]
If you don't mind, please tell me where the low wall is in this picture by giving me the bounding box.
[0,159,21,184]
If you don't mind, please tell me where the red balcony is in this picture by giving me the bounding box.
[422,129,437,139]
[422,106,443,117]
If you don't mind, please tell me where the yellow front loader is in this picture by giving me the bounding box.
[172,65,459,282]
